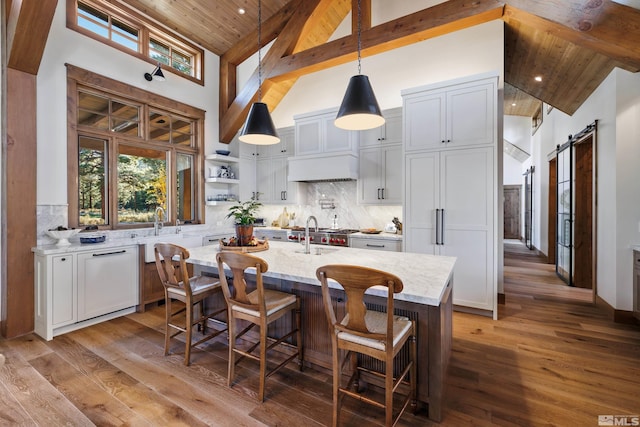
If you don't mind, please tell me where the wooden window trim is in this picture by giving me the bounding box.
[66,0,205,86]
[67,64,206,230]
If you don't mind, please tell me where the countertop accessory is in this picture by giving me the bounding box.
[238,0,280,145]
[215,149,231,156]
[360,228,382,234]
[219,238,269,253]
[80,234,107,244]
[46,228,81,246]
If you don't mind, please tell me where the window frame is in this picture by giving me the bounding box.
[67,0,204,85]
[67,64,206,230]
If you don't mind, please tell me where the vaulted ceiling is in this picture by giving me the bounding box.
[6,1,640,142]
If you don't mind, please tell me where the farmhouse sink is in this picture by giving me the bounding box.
[139,233,203,262]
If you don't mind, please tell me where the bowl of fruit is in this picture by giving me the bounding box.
[46,227,81,246]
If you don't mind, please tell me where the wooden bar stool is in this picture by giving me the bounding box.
[154,243,227,366]
[316,264,417,427]
[216,251,303,402]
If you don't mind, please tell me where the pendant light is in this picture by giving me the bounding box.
[239,0,280,145]
[335,0,384,131]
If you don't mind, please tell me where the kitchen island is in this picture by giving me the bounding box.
[187,241,455,422]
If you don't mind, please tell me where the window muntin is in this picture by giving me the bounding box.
[78,90,141,137]
[77,1,139,52]
[149,110,193,146]
[176,153,195,223]
[79,136,109,226]
[117,145,167,225]
[70,0,202,82]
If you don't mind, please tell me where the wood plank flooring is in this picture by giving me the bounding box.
[1,241,639,426]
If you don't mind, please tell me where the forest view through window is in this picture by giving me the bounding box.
[71,76,203,230]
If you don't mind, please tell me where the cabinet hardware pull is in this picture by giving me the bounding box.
[435,208,440,245]
[284,190,287,200]
[272,236,282,240]
[61,258,67,261]
[377,188,381,199]
[366,244,385,248]
[441,209,445,245]
[92,250,126,257]
[381,188,385,199]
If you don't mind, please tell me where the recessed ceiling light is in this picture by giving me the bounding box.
[238,7,245,14]
[534,76,543,82]
[512,103,517,107]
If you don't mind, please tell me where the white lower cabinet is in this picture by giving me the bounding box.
[350,236,402,252]
[77,247,138,321]
[35,245,139,340]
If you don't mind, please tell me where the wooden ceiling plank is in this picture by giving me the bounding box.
[219,0,329,142]
[504,1,640,71]
[6,0,58,74]
[268,0,504,82]
[223,0,302,66]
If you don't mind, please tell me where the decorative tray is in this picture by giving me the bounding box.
[360,229,382,234]
[219,238,269,253]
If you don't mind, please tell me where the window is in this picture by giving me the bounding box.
[67,65,205,229]
[68,0,204,83]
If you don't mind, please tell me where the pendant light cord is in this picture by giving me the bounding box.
[258,0,263,101]
[357,0,361,75]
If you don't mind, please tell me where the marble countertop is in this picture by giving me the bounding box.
[187,241,455,306]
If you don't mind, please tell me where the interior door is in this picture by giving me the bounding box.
[503,185,521,239]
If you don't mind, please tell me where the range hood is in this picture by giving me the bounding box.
[288,153,358,182]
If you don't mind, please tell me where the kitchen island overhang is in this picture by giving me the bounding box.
[186,241,455,422]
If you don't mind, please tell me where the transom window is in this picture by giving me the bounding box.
[68,65,205,230]
[68,0,203,83]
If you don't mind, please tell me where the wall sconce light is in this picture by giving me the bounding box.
[144,63,165,82]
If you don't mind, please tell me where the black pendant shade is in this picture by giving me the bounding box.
[335,74,385,130]
[239,102,280,145]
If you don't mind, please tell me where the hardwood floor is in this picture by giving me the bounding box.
[1,242,639,426]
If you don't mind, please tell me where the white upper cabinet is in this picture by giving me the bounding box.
[403,77,496,152]
[294,108,358,156]
[359,107,403,148]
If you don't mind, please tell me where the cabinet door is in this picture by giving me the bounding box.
[380,145,402,204]
[382,108,403,145]
[272,157,289,203]
[239,155,257,201]
[439,147,494,311]
[404,151,439,253]
[404,92,446,151]
[446,82,495,148]
[296,119,322,155]
[52,255,76,327]
[273,126,295,157]
[358,147,383,204]
[256,157,274,202]
[350,237,401,252]
[323,116,355,152]
[77,247,138,321]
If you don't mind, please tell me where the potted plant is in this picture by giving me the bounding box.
[226,200,262,246]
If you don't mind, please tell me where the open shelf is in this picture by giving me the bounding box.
[205,154,239,163]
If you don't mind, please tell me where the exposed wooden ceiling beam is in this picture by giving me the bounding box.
[6,0,58,74]
[219,0,503,142]
[268,0,503,83]
[503,0,640,72]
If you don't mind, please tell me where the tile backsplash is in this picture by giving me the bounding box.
[207,180,402,230]
[37,181,401,245]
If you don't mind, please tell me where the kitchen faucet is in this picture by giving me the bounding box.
[154,206,165,236]
[175,218,181,234]
[304,215,318,254]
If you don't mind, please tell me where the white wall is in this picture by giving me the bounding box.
[503,115,531,186]
[36,1,223,206]
[529,68,640,310]
[270,21,504,127]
